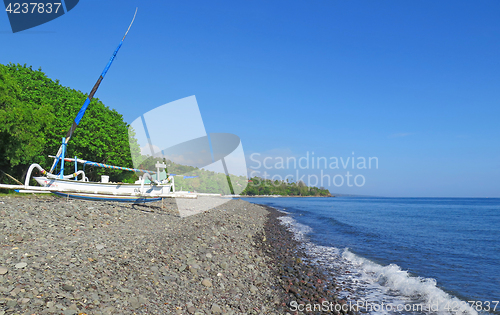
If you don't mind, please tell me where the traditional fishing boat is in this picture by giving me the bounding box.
[0,9,191,203]
[25,157,176,202]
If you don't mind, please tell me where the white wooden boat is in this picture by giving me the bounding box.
[33,176,169,197]
[27,159,175,202]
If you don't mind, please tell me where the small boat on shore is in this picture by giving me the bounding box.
[28,157,176,202]
[0,9,192,203]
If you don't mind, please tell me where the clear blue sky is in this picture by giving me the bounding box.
[2,0,499,197]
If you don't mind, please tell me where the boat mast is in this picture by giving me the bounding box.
[50,8,138,174]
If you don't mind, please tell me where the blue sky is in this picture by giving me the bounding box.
[2,0,500,197]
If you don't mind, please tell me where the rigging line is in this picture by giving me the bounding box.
[50,8,138,173]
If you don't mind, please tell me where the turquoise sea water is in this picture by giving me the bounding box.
[242,197,500,315]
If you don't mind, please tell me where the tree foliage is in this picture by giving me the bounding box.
[172,169,247,195]
[241,177,331,196]
[0,63,136,184]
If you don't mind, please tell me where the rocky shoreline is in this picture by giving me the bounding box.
[254,205,355,315]
[0,195,351,314]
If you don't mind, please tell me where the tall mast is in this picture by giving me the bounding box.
[50,8,138,173]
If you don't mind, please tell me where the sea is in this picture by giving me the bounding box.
[241,197,500,315]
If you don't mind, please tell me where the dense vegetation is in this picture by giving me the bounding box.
[241,177,331,196]
[0,63,136,185]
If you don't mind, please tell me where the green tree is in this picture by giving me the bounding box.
[240,176,331,197]
[0,63,137,185]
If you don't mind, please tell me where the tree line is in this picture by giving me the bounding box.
[241,177,331,196]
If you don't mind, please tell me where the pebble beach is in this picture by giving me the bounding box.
[0,195,351,315]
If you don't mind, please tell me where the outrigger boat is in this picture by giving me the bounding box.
[25,157,176,203]
[0,9,194,203]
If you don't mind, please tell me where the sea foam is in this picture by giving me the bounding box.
[278,213,479,315]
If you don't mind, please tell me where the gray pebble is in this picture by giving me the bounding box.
[211,303,222,313]
[201,278,212,287]
[14,262,27,269]
[250,285,258,294]
[129,296,139,309]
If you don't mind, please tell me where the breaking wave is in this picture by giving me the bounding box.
[278,214,479,315]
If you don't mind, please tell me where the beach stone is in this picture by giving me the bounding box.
[10,287,21,296]
[95,244,105,250]
[192,263,200,270]
[211,303,222,313]
[68,303,79,310]
[14,262,27,269]
[250,285,258,294]
[0,267,8,275]
[6,299,16,308]
[62,284,75,292]
[201,279,212,287]
[187,306,196,314]
[119,287,132,293]
[129,296,139,309]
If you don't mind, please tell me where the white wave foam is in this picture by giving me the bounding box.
[342,249,478,315]
[277,208,290,214]
[278,215,312,241]
[277,214,479,315]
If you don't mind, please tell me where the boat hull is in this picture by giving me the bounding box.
[51,191,161,203]
[34,177,172,197]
